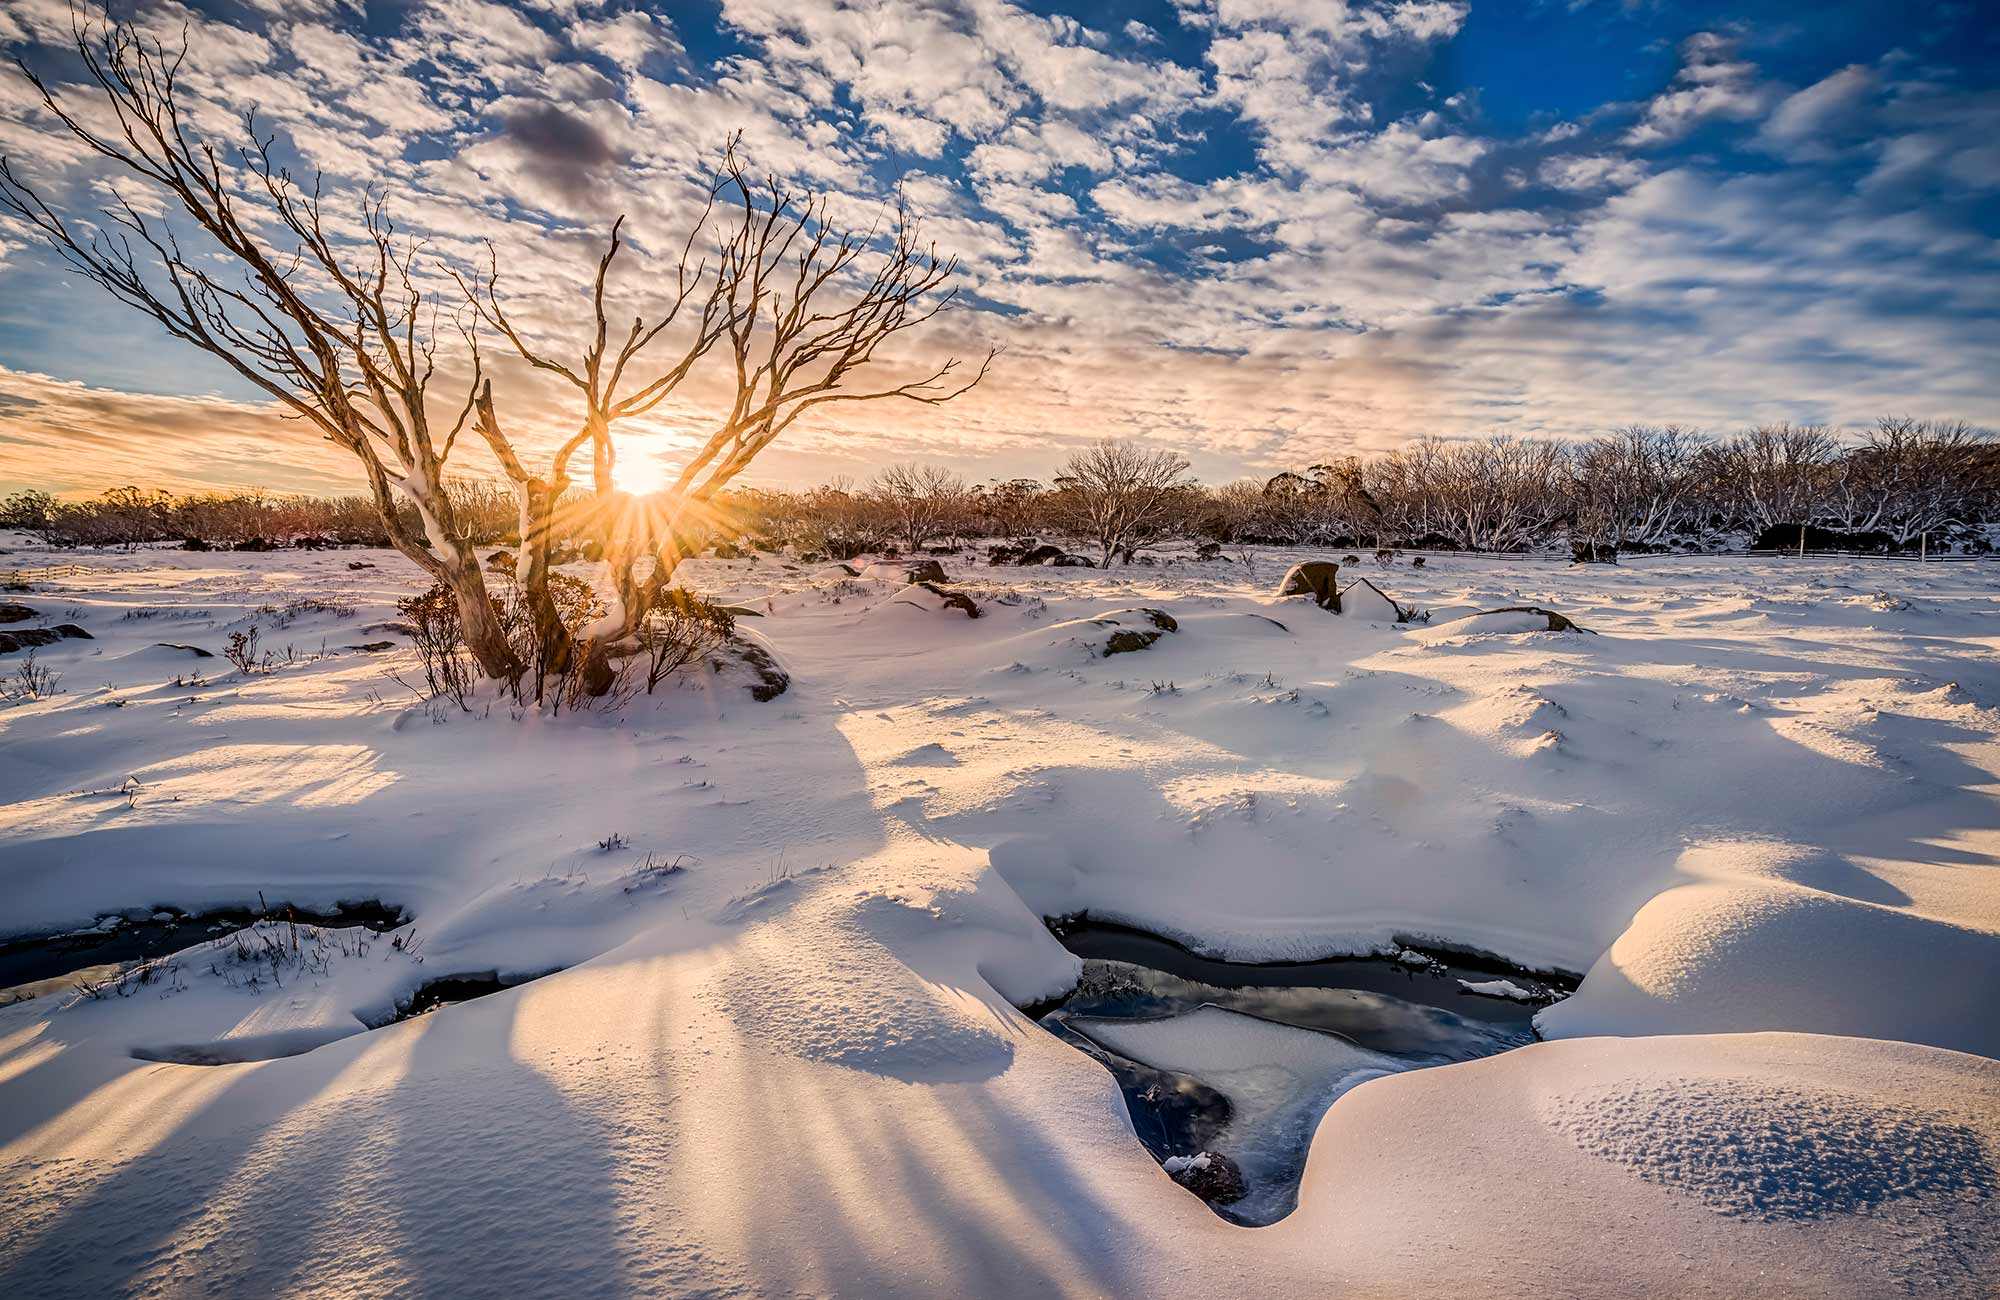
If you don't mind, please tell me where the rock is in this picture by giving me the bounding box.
[153,642,213,657]
[1570,541,1617,564]
[888,581,980,619]
[861,558,949,584]
[1019,544,1068,566]
[345,641,396,652]
[1274,560,1342,611]
[1411,556,1426,568]
[1338,577,1416,623]
[181,537,213,551]
[232,537,276,552]
[1194,541,1223,561]
[347,561,376,571]
[0,602,35,624]
[987,541,1029,565]
[1440,606,1594,635]
[1163,1150,1247,1204]
[363,622,415,637]
[1064,604,1184,652]
[1050,553,1095,567]
[0,623,92,654]
[712,635,789,701]
[712,540,743,559]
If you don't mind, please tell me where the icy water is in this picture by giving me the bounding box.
[0,900,406,1005]
[1033,920,1579,1225]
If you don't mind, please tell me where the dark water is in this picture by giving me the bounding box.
[0,900,406,1005]
[363,970,561,1027]
[1032,919,1580,1226]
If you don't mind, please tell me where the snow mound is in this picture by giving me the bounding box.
[1543,1078,1997,1221]
[1041,607,1179,659]
[1536,879,2000,1056]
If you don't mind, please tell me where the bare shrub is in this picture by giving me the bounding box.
[395,584,476,710]
[223,628,265,675]
[3,649,62,701]
[637,589,736,693]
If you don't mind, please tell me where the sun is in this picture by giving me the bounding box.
[613,440,675,496]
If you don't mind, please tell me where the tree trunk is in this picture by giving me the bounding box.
[514,478,572,701]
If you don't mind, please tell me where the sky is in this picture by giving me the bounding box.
[0,0,1996,498]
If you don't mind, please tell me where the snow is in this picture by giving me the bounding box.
[1,542,1997,1296]
[1459,977,1536,1001]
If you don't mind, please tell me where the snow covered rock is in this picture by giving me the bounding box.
[1163,1150,1248,1203]
[1435,605,1591,635]
[0,601,36,624]
[1047,607,1180,658]
[885,581,980,618]
[861,558,949,584]
[1273,560,1341,610]
[0,623,92,654]
[1337,577,1414,623]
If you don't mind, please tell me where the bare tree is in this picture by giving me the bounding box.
[1709,423,1839,535]
[0,10,519,680]
[1833,417,1994,544]
[1052,440,1194,565]
[477,154,992,691]
[871,462,967,552]
[1569,424,1706,556]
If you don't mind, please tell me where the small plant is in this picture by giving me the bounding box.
[3,648,62,701]
[636,588,736,694]
[1148,679,1180,696]
[598,832,628,852]
[394,582,475,710]
[224,626,265,674]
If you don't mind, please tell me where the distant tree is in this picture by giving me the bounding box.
[1832,417,1994,544]
[1709,423,1839,535]
[1051,439,1193,565]
[1568,425,1706,554]
[871,462,968,552]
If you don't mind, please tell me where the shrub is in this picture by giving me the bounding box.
[637,589,735,693]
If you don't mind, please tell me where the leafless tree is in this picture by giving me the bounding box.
[476,151,992,692]
[1569,424,1706,554]
[1833,417,1994,544]
[1051,439,1194,565]
[0,10,520,680]
[1709,423,1839,535]
[871,462,967,552]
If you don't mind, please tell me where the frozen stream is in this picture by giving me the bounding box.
[1033,921,1580,1224]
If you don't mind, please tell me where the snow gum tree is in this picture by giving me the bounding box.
[0,14,522,679]
[1052,440,1195,565]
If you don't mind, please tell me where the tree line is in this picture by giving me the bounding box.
[10,417,1994,564]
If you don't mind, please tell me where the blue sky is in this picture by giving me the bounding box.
[0,0,1996,495]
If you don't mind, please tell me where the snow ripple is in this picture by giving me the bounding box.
[1544,1078,1997,1221]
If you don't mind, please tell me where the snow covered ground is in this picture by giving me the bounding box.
[1,540,1996,1297]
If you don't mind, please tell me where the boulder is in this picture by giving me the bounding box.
[1442,606,1593,635]
[710,635,789,701]
[0,623,92,655]
[886,581,979,619]
[861,558,949,584]
[344,641,396,653]
[1163,1150,1247,1204]
[1053,607,1177,657]
[0,601,35,624]
[1050,553,1095,567]
[154,642,214,657]
[1338,577,1415,623]
[1274,560,1341,611]
[347,561,376,571]
[1018,544,1068,566]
